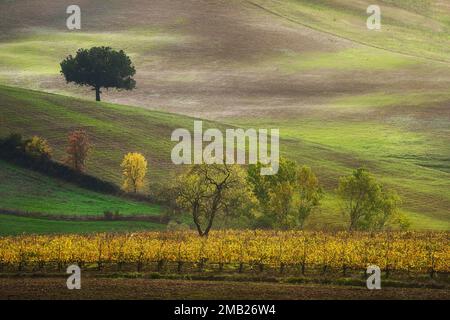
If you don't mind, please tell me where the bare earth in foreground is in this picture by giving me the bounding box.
[0,277,448,300]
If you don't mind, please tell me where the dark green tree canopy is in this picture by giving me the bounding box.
[60,46,136,101]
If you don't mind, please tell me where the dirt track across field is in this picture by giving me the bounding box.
[0,277,448,300]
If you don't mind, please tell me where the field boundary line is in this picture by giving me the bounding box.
[0,209,169,223]
[245,0,450,66]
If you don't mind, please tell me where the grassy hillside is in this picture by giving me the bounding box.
[1,85,449,230]
[0,159,166,235]
[0,84,200,184]
[0,160,160,216]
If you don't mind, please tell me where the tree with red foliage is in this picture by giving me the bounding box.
[65,129,92,172]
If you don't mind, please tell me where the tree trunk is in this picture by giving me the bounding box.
[203,217,214,237]
[192,206,205,237]
[202,191,221,237]
[95,87,101,101]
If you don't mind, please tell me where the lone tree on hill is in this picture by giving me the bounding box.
[60,46,136,101]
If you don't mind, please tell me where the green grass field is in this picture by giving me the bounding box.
[0,160,161,216]
[0,0,449,232]
[0,159,167,235]
[0,214,164,236]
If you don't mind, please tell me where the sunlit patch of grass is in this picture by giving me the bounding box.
[252,0,450,62]
[0,28,185,76]
[332,91,450,109]
[402,210,450,231]
[274,47,418,73]
[277,120,431,158]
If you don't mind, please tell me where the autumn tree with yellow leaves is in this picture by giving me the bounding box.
[25,136,52,160]
[121,152,148,193]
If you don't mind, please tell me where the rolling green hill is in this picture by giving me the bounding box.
[0,0,449,231]
[0,84,199,184]
[1,85,449,231]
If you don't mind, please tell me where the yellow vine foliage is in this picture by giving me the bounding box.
[0,231,448,273]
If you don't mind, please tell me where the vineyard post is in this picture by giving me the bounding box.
[218,236,224,272]
[18,238,25,272]
[135,234,145,272]
[177,238,183,273]
[300,235,308,275]
[258,261,264,273]
[57,240,63,272]
[278,235,284,274]
[237,236,247,273]
[341,233,348,276]
[97,236,104,271]
[156,233,166,273]
[198,258,207,272]
[427,233,436,279]
[157,259,165,272]
[177,260,183,273]
[384,232,392,279]
[137,248,144,273]
[321,234,328,275]
[116,235,127,272]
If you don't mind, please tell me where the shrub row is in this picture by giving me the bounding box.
[0,134,119,194]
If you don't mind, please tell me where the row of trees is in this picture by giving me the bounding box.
[172,159,407,236]
[3,132,406,235]
[8,129,92,172]
[6,131,148,195]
